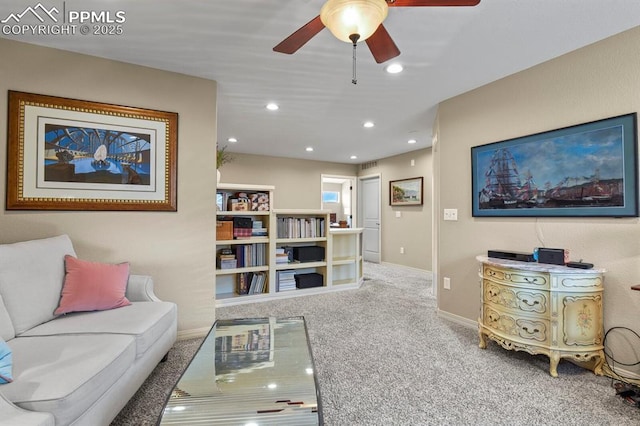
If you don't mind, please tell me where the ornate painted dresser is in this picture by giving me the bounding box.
[477,255,605,377]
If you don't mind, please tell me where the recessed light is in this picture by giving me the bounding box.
[350,155,357,160]
[266,103,279,111]
[306,147,314,152]
[363,121,374,128]
[386,63,403,74]
[408,139,417,144]
[227,137,237,143]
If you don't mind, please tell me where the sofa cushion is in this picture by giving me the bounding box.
[0,338,13,384]
[0,294,15,341]
[54,255,131,315]
[2,334,135,426]
[21,301,177,358]
[0,235,76,335]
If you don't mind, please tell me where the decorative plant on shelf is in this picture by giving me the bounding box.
[216,145,232,184]
[216,145,233,169]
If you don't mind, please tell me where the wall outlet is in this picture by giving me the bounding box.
[443,277,451,290]
[443,209,458,221]
[400,247,405,254]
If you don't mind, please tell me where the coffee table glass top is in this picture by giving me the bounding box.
[159,316,321,425]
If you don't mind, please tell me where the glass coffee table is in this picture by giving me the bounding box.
[158,317,322,425]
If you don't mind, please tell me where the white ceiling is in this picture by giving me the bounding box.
[2,0,640,164]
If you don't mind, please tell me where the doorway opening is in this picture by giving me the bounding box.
[321,174,357,228]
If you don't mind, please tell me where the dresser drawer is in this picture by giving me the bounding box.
[483,281,549,315]
[483,305,549,345]
[483,264,548,289]
[556,274,603,291]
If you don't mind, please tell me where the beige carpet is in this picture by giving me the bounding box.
[112,262,640,425]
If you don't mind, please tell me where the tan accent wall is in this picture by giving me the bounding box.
[0,39,218,332]
[435,27,640,361]
[218,153,358,209]
[221,149,433,270]
[373,149,433,270]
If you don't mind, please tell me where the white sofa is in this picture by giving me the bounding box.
[0,235,178,425]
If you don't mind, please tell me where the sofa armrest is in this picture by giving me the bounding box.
[126,274,162,302]
[0,391,54,426]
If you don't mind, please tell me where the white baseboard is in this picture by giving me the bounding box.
[177,327,210,341]
[377,261,433,276]
[436,308,477,329]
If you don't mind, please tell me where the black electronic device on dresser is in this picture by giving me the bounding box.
[487,250,535,262]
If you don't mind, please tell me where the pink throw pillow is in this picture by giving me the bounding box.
[54,255,131,315]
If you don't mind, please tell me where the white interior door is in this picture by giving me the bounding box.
[359,175,381,263]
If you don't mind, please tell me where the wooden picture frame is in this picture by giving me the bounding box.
[471,113,638,217]
[390,177,423,206]
[6,91,178,211]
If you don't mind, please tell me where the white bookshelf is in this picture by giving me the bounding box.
[215,183,275,301]
[329,228,363,287]
[215,185,363,307]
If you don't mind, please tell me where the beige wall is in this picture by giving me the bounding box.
[365,149,433,270]
[435,27,640,371]
[220,150,433,271]
[0,39,218,333]
[218,153,358,209]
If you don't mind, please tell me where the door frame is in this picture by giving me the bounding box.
[358,173,381,263]
[320,174,357,227]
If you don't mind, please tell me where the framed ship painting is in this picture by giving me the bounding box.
[6,91,178,211]
[471,113,638,217]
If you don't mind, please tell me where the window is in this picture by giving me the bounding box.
[322,191,340,203]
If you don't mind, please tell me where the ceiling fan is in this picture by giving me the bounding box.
[273,0,481,64]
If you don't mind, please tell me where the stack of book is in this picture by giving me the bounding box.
[275,247,290,265]
[276,270,296,292]
[252,220,267,237]
[217,248,237,269]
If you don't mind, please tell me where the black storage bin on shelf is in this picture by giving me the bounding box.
[292,246,325,262]
[295,273,323,289]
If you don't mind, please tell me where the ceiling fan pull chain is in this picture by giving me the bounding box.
[352,42,357,84]
[349,33,360,85]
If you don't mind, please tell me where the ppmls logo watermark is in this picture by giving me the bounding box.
[1,2,126,36]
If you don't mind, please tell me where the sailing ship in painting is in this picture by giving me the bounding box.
[478,147,624,210]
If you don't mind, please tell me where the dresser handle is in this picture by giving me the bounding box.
[522,326,540,334]
[521,299,539,306]
[524,277,538,283]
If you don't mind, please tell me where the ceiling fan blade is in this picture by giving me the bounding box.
[273,15,325,54]
[365,24,401,64]
[387,0,480,6]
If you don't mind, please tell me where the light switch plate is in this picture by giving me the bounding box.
[444,209,458,221]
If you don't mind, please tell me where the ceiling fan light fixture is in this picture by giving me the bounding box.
[320,0,388,43]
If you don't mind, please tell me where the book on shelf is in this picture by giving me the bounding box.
[252,228,268,237]
[237,271,268,295]
[276,270,297,292]
[276,216,326,239]
[236,273,249,295]
[234,243,267,268]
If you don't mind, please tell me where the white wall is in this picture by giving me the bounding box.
[0,39,218,333]
[435,26,640,373]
